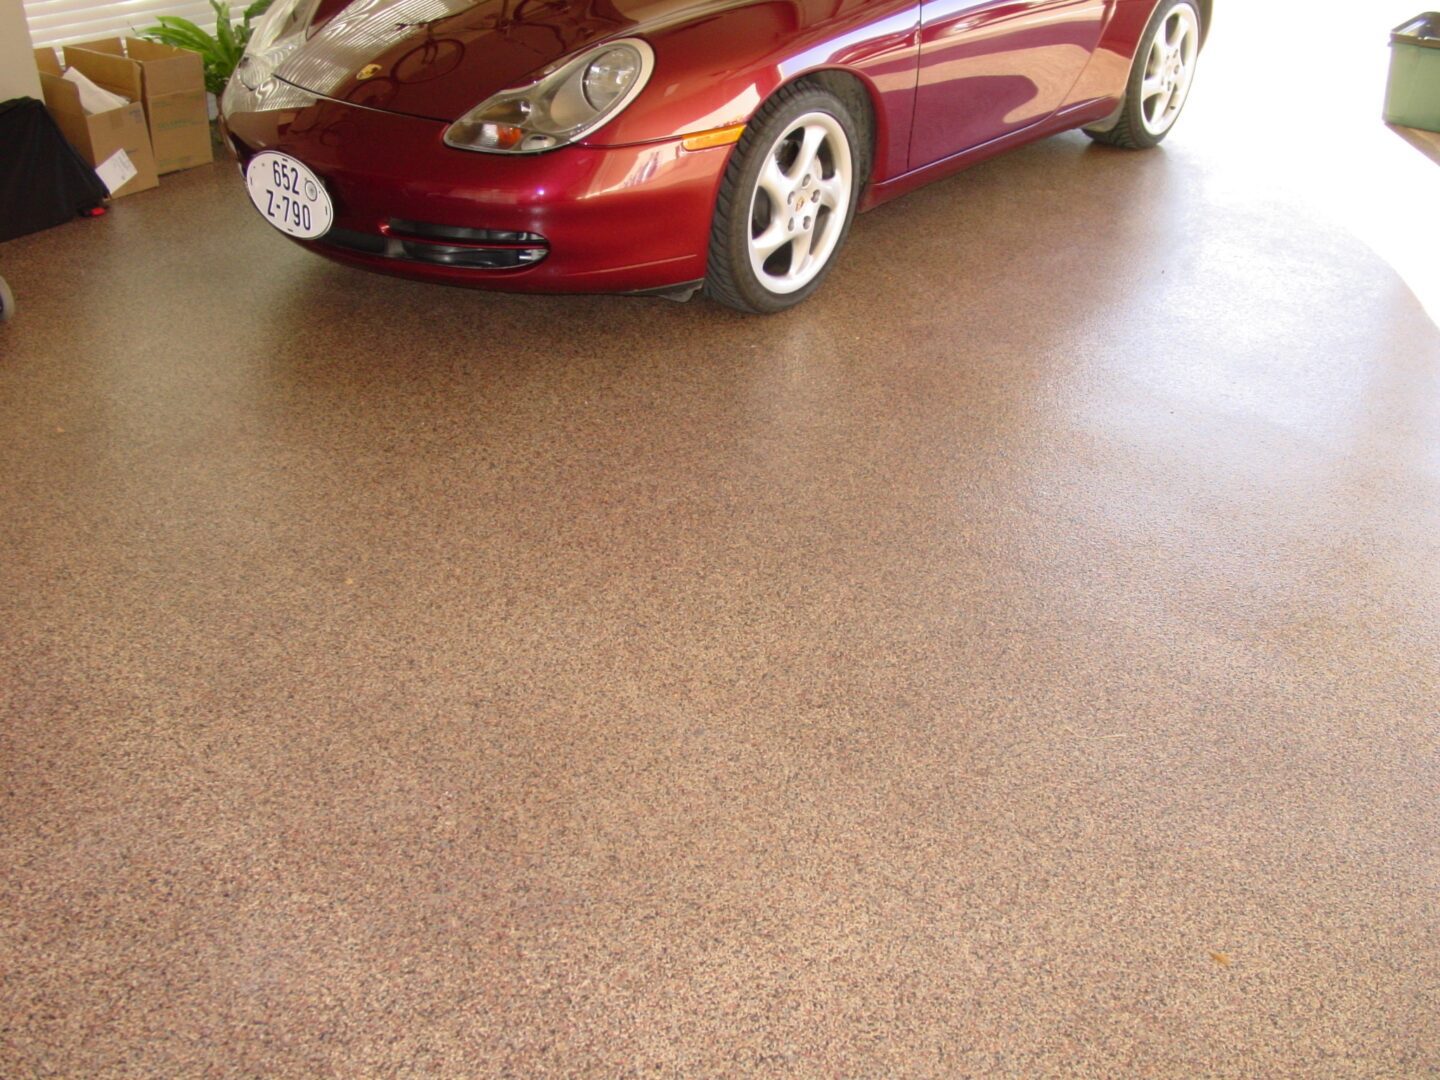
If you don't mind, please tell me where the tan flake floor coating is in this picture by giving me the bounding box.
[3,5,1439,1077]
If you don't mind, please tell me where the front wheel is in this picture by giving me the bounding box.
[1086,0,1202,149]
[704,84,862,314]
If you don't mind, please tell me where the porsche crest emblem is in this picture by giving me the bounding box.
[356,63,383,81]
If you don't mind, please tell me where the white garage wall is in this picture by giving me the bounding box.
[23,0,217,46]
[1,0,42,98]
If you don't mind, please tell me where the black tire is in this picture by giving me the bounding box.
[704,83,864,314]
[1086,0,1201,150]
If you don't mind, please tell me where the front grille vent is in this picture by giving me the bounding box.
[385,219,544,245]
[318,218,548,270]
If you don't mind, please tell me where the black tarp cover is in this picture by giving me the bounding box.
[1,97,108,243]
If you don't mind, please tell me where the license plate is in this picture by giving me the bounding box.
[245,151,334,240]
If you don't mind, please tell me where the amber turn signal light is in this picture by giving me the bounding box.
[681,124,746,151]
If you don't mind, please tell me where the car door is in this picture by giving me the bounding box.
[909,0,1110,168]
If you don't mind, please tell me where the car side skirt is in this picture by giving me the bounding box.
[861,98,1118,212]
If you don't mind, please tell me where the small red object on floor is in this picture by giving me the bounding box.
[81,206,107,217]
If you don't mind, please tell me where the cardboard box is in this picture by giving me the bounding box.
[65,38,213,175]
[33,47,159,199]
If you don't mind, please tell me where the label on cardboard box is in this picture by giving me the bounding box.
[95,148,139,194]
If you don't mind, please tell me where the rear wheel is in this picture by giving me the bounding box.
[705,84,862,314]
[1086,0,1202,149]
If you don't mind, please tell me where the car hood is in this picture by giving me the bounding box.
[270,0,675,122]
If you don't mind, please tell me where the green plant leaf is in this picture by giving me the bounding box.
[242,0,274,23]
[143,16,219,57]
[212,1,238,58]
[154,15,214,37]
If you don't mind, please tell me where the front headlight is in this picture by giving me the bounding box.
[233,0,316,92]
[444,39,655,154]
[223,0,321,115]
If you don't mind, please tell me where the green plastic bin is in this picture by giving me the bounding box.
[1386,12,1440,131]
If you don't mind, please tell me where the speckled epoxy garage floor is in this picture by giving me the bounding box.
[3,7,1439,1077]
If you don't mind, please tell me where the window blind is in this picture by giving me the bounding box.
[24,0,219,47]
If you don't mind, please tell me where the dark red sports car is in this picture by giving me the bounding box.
[222,0,1209,312]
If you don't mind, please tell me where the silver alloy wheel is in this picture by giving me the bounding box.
[747,111,854,296]
[1140,4,1200,137]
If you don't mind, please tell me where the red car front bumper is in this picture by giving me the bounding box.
[224,97,730,294]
